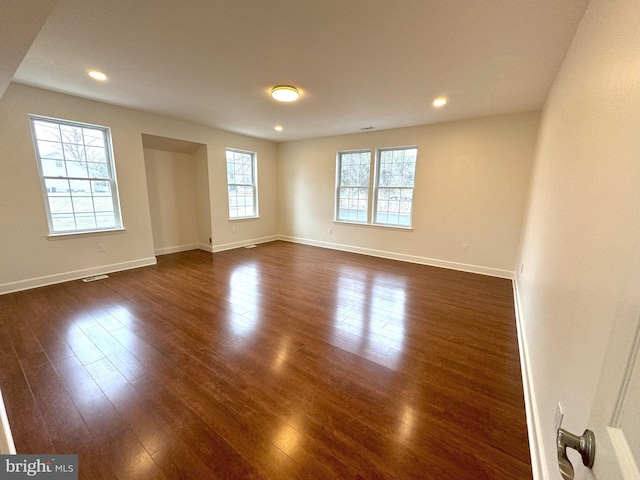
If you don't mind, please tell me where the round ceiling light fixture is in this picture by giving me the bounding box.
[271,85,300,102]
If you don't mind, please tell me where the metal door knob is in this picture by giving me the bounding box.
[556,428,596,480]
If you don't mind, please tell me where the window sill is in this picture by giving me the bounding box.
[333,220,413,231]
[228,216,260,222]
[47,227,126,240]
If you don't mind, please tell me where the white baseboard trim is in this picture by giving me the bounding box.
[198,243,213,253]
[278,235,514,279]
[212,235,279,253]
[0,257,157,295]
[512,278,547,480]
[154,243,200,256]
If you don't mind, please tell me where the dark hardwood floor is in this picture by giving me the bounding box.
[0,241,532,479]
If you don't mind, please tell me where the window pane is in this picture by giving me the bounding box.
[31,116,122,233]
[82,128,105,147]
[93,197,113,212]
[86,146,107,163]
[72,197,93,213]
[51,214,76,231]
[226,149,257,218]
[64,160,88,178]
[38,140,64,160]
[374,147,417,227]
[60,124,83,145]
[376,188,413,226]
[63,142,86,162]
[41,159,67,177]
[92,181,111,196]
[339,151,370,187]
[337,186,368,222]
[336,151,371,222]
[75,213,97,229]
[33,121,61,142]
[70,180,91,194]
[378,148,416,187]
[45,178,70,193]
[48,196,72,214]
[96,212,116,228]
[86,162,108,178]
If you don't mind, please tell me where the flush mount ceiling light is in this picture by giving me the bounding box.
[432,97,447,107]
[274,125,284,132]
[271,85,300,102]
[88,70,107,81]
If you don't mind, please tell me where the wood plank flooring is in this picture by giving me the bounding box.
[0,241,532,479]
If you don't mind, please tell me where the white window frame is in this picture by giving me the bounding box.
[226,148,259,220]
[373,146,418,228]
[335,150,372,223]
[29,115,124,236]
[335,146,417,228]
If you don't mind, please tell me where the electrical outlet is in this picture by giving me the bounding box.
[520,264,524,274]
[461,243,468,251]
[232,226,235,233]
[98,243,106,252]
[328,227,332,234]
[554,402,564,432]
[208,237,212,244]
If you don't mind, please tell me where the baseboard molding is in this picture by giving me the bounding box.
[212,235,279,253]
[512,278,547,480]
[278,235,513,279]
[198,243,213,253]
[0,257,157,295]
[154,243,200,256]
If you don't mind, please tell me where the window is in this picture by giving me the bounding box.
[335,146,417,228]
[226,149,258,219]
[30,115,123,235]
[336,150,371,222]
[374,147,417,227]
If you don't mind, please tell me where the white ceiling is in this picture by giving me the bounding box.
[11,0,591,142]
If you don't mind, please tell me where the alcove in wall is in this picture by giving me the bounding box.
[142,134,211,256]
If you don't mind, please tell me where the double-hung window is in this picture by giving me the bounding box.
[336,150,371,223]
[30,115,123,235]
[226,148,258,219]
[374,147,417,227]
[335,146,417,228]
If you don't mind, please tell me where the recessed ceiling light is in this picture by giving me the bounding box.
[88,70,107,81]
[271,85,300,102]
[274,125,284,132]
[433,97,447,107]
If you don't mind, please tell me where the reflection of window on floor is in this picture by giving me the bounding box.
[333,266,406,370]
[228,262,260,336]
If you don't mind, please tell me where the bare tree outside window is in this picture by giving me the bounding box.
[374,147,417,226]
[336,151,371,222]
[335,147,417,228]
[30,116,123,234]
[226,149,258,219]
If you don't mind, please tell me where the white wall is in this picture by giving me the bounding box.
[515,0,640,476]
[194,145,212,249]
[278,112,539,277]
[0,83,279,293]
[144,148,200,254]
